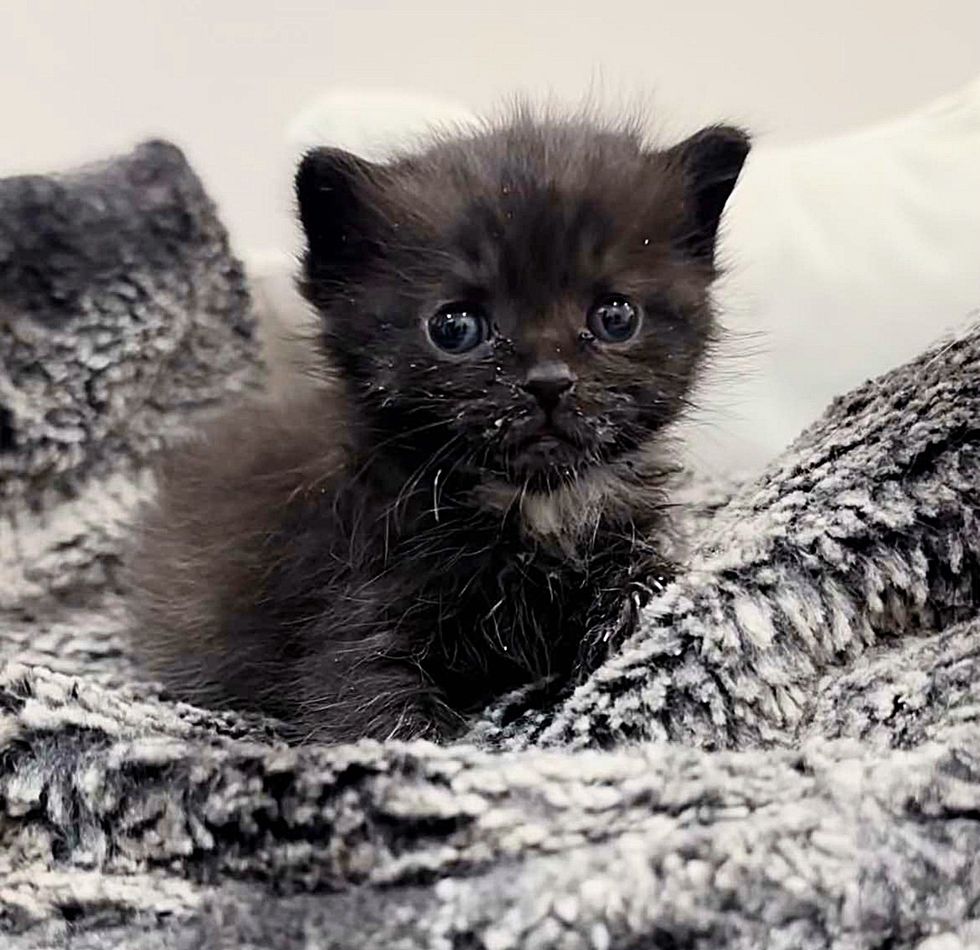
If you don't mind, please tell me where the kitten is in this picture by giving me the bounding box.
[129,109,750,742]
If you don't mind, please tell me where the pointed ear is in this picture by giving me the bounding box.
[295,147,381,272]
[668,125,750,264]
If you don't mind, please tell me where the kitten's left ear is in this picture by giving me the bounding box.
[668,125,751,264]
[295,147,382,273]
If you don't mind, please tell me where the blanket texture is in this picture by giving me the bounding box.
[2,144,979,950]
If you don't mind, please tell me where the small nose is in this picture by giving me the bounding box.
[522,360,576,411]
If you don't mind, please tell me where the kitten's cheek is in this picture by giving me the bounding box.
[471,366,504,397]
[633,398,675,432]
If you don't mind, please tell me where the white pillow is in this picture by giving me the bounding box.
[687,75,980,473]
[287,88,477,163]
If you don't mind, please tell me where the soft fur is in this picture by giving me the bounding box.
[4,142,980,949]
[128,110,750,742]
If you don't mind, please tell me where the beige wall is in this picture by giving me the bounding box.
[2,0,978,256]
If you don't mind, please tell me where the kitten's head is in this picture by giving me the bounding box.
[296,110,749,490]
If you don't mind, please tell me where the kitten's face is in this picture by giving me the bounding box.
[298,118,749,490]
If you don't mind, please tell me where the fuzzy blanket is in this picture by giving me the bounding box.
[2,144,979,950]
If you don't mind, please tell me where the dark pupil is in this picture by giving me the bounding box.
[600,300,635,338]
[441,315,467,344]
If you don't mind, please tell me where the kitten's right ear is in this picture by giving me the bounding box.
[295,147,380,269]
[667,125,751,265]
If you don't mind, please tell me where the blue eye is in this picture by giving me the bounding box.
[587,295,641,343]
[427,305,489,353]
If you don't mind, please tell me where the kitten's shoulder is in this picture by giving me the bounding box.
[173,389,346,492]
[126,387,351,707]
[137,386,352,589]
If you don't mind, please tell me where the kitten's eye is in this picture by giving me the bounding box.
[427,304,489,354]
[587,295,641,343]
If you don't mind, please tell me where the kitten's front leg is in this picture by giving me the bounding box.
[293,649,464,743]
[577,545,676,674]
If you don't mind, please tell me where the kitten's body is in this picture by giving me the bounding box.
[130,111,749,742]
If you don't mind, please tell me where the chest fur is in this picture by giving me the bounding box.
[382,483,650,705]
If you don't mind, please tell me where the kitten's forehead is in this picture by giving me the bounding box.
[385,123,685,297]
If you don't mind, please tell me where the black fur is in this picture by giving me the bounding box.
[129,109,749,742]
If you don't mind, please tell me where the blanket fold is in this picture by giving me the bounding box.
[490,325,980,752]
[2,144,979,950]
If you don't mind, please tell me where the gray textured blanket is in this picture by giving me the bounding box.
[2,144,979,950]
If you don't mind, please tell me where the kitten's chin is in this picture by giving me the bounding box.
[492,413,599,486]
[497,439,598,492]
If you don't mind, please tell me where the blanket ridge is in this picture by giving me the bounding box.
[2,144,979,950]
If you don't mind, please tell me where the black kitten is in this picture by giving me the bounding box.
[129,109,749,742]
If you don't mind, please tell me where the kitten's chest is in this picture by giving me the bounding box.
[392,501,638,697]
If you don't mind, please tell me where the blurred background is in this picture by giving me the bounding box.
[3,0,979,470]
[2,0,977,253]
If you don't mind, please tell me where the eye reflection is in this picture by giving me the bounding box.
[587,295,641,343]
[427,304,489,353]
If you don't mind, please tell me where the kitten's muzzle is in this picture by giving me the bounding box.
[497,404,604,486]
[521,361,576,413]
[504,409,588,456]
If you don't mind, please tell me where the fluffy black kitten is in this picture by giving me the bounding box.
[129,109,750,742]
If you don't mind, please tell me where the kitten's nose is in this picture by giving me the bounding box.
[522,360,576,411]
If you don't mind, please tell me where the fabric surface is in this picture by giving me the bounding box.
[2,146,980,950]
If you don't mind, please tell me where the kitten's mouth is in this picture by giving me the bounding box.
[517,429,575,450]
[511,416,582,452]
[502,416,595,483]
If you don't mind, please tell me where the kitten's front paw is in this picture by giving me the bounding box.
[294,668,465,744]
